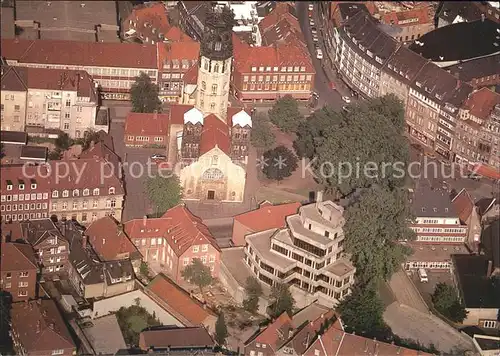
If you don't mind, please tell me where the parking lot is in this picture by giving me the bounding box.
[411,269,456,306]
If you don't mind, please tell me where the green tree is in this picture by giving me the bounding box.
[48,149,62,161]
[293,95,409,196]
[243,276,263,313]
[250,113,275,151]
[181,258,213,295]
[144,175,182,216]
[139,261,151,279]
[215,312,228,346]
[262,145,298,183]
[268,95,302,133]
[55,132,72,151]
[432,283,468,323]
[130,72,162,113]
[115,305,161,346]
[337,283,390,337]
[80,129,100,151]
[344,186,415,284]
[269,283,295,318]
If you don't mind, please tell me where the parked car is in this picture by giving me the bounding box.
[418,268,428,283]
[309,19,315,26]
[342,96,351,103]
[151,154,167,161]
[342,106,351,113]
[316,48,323,59]
[468,172,481,180]
[311,27,317,35]
[308,4,314,11]
[312,35,319,42]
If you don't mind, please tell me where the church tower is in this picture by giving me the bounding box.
[195,4,234,123]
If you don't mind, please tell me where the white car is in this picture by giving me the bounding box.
[312,35,319,42]
[308,4,314,11]
[316,48,323,60]
[311,27,317,35]
[309,19,315,26]
[342,96,351,103]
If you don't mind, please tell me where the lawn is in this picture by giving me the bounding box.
[115,304,161,346]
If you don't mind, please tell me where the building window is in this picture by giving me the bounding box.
[19,271,29,278]
[109,187,115,195]
[193,245,199,253]
[73,189,79,197]
[202,244,208,252]
[211,84,218,94]
[202,168,224,180]
[62,190,69,198]
[52,350,64,356]
[93,188,100,196]
[52,191,59,198]
[83,189,89,196]
[183,257,190,266]
[210,102,216,110]
[18,290,28,297]
[202,81,206,90]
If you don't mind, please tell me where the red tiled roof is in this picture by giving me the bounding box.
[164,26,195,43]
[124,204,221,257]
[125,2,171,38]
[451,188,475,224]
[125,112,170,137]
[1,241,38,272]
[1,38,157,69]
[199,114,231,155]
[85,216,138,261]
[235,202,301,232]
[169,104,195,125]
[11,299,76,354]
[147,273,214,325]
[0,164,51,195]
[381,5,432,26]
[473,163,500,180]
[259,3,305,47]
[463,87,500,120]
[259,3,298,33]
[254,312,293,350]
[165,41,200,61]
[183,63,199,85]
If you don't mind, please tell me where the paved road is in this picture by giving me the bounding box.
[296,2,346,109]
[387,270,428,314]
[384,303,475,354]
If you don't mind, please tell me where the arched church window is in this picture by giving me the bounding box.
[214,63,220,73]
[204,59,209,71]
[211,84,218,94]
[203,168,224,180]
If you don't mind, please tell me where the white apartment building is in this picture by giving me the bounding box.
[1,66,28,132]
[244,193,355,307]
[1,66,100,138]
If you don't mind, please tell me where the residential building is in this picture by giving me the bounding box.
[145,273,217,332]
[454,88,500,171]
[244,303,335,356]
[232,201,301,247]
[409,19,500,68]
[11,299,76,356]
[244,192,356,306]
[472,334,500,356]
[0,235,38,302]
[63,220,135,299]
[1,38,158,101]
[0,164,51,222]
[378,45,427,106]
[124,112,171,147]
[48,157,125,223]
[451,188,482,250]
[406,62,473,158]
[139,326,215,353]
[452,253,500,328]
[1,65,100,138]
[258,2,303,47]
[232,35,315,102]
[437,1,500,28]
[122,2,171,45]
[85,216,142,273]
[332,11,399,99]
[19,219,71,278]
[446,54,500,89]
[178,1,209,41]
[125,205,221,282]
[1,65,27,131]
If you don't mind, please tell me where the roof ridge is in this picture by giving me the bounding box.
[12,243,37,268]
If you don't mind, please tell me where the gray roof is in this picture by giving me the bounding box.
[409,19,500,63]
[0,130,27,144]
[20,219,65,247]
[20,145,47,160]
[446,53,500,82]
[411,182,458,218]
[246,229,295,270]
[438,1,483,24]
[481,219,500,270]
[337,3,369,22]
[383,45,428,85]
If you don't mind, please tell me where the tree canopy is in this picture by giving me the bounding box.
[262,145,298,182]
[144,175,182,216]
[432,283,468,323]
[243,276,263,313]
[131,72,162,113]
[181,258,213,294]
[268,95,303,133]
[269,283,295,318]
[215,312,228,346]
[116,304,161,346]
[55,132,72,151]
[250,112,275,151]
[344,186,415,284]
[293,95,409,196]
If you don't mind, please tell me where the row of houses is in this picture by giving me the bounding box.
[323,7,500,176]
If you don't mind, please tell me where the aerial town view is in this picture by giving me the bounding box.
[1,0,500,355]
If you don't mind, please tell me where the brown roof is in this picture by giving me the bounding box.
[251,312,293,351]
[234,201,301,232]
[1,241,38,272]
[139,327,215,350]
[199,114,231,155]
[1,38,157,69]
[85,216,139,261]
[451,188,475,224]
[380,5,432,26]
[384,45,428,84]
[125,2,171,38]
[183,63,199,85]
[0,164,51,195]
[124,112,171,137]
[462,87,500,120]
[11,299,76,354]
[169,104,195,125]
[147,274,214,325]
[259,3,305,47]
[164,26,196,43]
[0,65,28,92]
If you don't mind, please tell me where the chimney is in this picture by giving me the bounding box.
[455,80,461,90]
[487,260,493,278]
[316,191,324,204]
[143,215,147,227]
[36,320,41,333]
[481,13,485,22]
[82,235,87,249]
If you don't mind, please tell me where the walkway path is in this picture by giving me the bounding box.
[387,270,428,314]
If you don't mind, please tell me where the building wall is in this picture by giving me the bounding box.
[103,279,135,298]
[1,90,27,131]
[0,267,37,302]
[406,89,439,148]
[0,184,50,223]
[35,237,70,278]
[159,60,198,102]
[177,243,221,282]
[50,194,124,224]
[390,22,434,43]
[378,71,409,105]
[195,56,232,122]
[179,147,246,202]
[231,220,253,247]
[244,340,275,356]
[464,308,500,327]
[124,133,168,147]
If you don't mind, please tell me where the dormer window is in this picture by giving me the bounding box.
[83,188,89,196]
[73,189,79,197]
[93,188,100,196]
[433,208,437,212]
[6,180,13,191]
[52,191,59,198]
[30,179,37,189]
[109,187,115,195]
[425,87,432,93]
[415,81,422,88]
[62,190,69,198]
[19,183,25,190]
